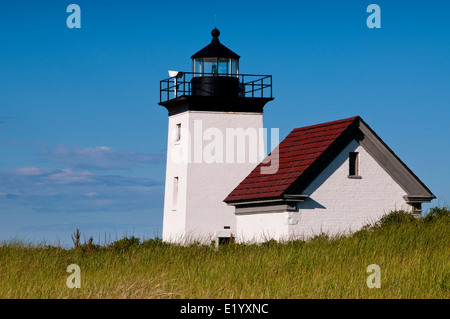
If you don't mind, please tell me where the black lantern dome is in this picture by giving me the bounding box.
[190,28,241,97]
[191,28,240,77]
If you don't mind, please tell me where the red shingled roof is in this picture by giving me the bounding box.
[224,116,359,203]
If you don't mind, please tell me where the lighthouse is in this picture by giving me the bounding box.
[159,28,273,244]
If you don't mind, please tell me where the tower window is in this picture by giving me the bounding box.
[349,152,360,177]
[172,177,179,210]
[175,124,181,142]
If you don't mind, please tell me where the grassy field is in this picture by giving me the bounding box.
[0,208,448,299]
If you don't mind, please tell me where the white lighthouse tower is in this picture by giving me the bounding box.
[159,28,273,244]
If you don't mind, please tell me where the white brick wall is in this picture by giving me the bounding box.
[236,211,290,242]
[162,110,264,243]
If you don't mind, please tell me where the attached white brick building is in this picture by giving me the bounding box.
[225,117,435,243]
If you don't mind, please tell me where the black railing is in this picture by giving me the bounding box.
[159,72,272,103]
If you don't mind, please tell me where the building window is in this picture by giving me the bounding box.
[175,123,181,142]
[348,152,360,178]
[172,177,179,210]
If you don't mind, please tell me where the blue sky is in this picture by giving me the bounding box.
[0,0,449,247]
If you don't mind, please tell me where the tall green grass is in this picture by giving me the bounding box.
[0,208,448,299]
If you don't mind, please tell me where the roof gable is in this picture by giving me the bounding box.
[357,118,435,201]
[224,116,435,204]
[224,116,359,203]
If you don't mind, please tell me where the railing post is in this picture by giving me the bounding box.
[261,78,263,98]
[270,76,272,98]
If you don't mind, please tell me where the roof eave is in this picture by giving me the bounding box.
[226,195,309,214]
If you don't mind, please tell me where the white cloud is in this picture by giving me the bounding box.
[0,142,166,214]
[40,144,165,170]
[44,168,94,184]
[15,166,52,176]
[85,192,97,197]
[0,166,163,213]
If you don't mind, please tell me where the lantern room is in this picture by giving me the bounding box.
[159,27,273,109]
[191,28,239,77]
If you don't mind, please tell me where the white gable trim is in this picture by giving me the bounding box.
[358,119,435,201]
